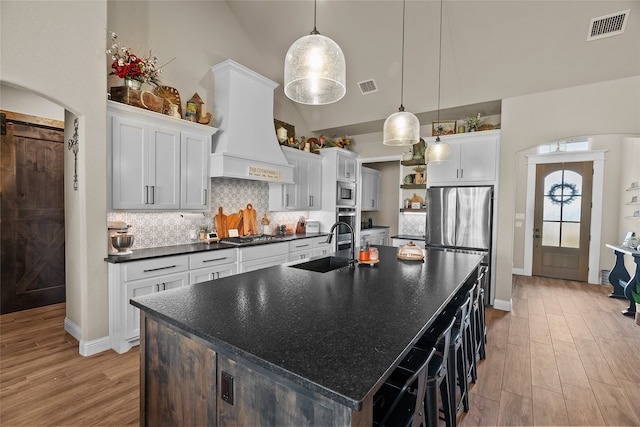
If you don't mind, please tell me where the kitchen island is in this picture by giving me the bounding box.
[131,245,482,426]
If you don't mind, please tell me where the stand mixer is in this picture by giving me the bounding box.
[108,221,134,255]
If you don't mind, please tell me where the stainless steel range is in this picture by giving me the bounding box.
[219,235,284,246]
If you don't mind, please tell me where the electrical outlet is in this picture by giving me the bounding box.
[221,371,234,405]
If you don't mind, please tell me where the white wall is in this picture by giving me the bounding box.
[1,0,108,351]
[495,76,640,306]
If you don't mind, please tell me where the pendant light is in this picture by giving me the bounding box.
[284,0,346,105]
[383,0,420,146]
[427,0,450,163]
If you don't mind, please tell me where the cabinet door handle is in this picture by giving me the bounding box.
[295,244,310,249]
[145,186,150,204]
[151,186,155,204]
[161,282,167,291]
[460,169,464,179]
[144,265,178,273]
[203,257,227,263]
[309,195,313,206]
[285,194,289,206]
[203,189,207,205]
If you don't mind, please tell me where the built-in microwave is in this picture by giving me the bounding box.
[336,181,356,206]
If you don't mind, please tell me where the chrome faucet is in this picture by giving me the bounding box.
[326,221,356,269]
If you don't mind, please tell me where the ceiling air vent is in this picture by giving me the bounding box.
[587,9,629,41]
[358,79,378,95]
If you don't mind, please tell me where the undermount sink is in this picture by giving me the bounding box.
[288,256,351,273]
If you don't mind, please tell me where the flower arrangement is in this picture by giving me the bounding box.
[466,113,482,131]
[106,31,161,86]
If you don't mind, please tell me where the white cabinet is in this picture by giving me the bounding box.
[269,147,322,211]
[427,130,499,185]
[180,131,211,210]
[312,236,333,257]
[338,152,357,182]
[361,228,390,246]
[239,242,289,273]
[361,167,381,211]
[109,255,190,353]
[108,100,217,211]
[288,236,333,261]
[188,249,238,284]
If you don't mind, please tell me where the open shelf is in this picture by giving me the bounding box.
[400,208,426,213]
[401,184,426,190]
[401,159,426,166]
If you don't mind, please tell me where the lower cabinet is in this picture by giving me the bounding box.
[189,249,238,284]
[109,237,334,353]
[239,242,289,273]
[109,255,190,353]
[361,228,390,246]
[287,236,332,261]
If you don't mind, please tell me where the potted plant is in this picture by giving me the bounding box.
[199,224,210,241]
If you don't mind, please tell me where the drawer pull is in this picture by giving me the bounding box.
[144,265,178,273]
[295,244,310,249]
[203,257,227,263]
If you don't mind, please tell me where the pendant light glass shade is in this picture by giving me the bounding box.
[427,137,450,163]
[284,32,346,105]
[382,0,419,146]
[383,108,420,146]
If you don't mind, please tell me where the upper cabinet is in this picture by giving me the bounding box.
[338,151,357,182]
[269,147,322,211]
[427,130,500,186]
[361,166,381,211]
[108,101,217,211]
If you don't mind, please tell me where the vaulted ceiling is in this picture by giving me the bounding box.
[226,0,639,136]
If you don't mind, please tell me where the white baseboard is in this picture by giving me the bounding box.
[79,336,112,356]
[493,298,512,311]
[64,317,112,357]
[512,268,525,276]
[64,317,81,341]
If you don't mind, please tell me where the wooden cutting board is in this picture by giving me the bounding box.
[214,207,228,238]
[243,204,258,235]
[227,210,244,235]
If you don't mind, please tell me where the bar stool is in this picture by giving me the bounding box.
[472,268,488,365]
[447,284,475,412]
[414,315,457,427]
[372,346,436,427]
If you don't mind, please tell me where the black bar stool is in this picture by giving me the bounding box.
[472,268,488,366]
[447,283,475,413]
[373,346,436,427]
[414,315,457,427]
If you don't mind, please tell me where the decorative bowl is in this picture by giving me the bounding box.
[111,234,134,252]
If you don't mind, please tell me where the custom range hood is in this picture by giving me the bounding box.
[210,60,294,184]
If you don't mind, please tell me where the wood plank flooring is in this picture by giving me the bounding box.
[460,275,640,427]
[1,275,638,426]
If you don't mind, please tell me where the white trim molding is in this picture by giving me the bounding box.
[64,317,112,356]
[524,150,607,284]
[512,268,525,275]
[493,298,512,311]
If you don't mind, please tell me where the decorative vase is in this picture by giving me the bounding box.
[125,79,142,90]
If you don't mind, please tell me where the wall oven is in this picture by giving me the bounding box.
[336,181,356,206]
[335,207,357,251]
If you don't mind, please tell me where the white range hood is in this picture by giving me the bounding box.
[210,60,294,184]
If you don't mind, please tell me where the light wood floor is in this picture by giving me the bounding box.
[1,275,639,426]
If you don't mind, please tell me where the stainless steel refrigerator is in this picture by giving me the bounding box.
[425,186,493,302]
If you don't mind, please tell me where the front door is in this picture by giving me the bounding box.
[1,111,66,313]
[532,161,592,281]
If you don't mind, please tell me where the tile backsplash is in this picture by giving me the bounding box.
[400,213,426,237]
[108,178,309,249]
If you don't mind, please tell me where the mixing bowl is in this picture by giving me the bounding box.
[111,234,134,253]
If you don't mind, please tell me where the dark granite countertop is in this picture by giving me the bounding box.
[130,245,482,410]
[360,225,390,230]
[105,233,330,264]
[390,234,426,241]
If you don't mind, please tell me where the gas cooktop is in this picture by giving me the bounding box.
[219,235,285,246]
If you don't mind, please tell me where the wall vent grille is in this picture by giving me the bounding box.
[358,79,378,95]
[587,9,629,41]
